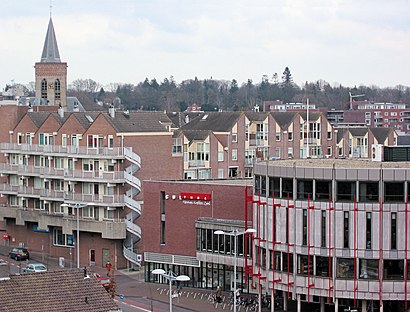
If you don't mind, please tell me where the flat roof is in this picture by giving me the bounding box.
[143,178,253,186]
[260,159,410,169]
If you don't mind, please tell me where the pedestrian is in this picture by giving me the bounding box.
[215,285,222,303]
[105,261,112,276]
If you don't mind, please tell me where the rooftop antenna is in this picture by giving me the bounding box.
[49,0,53,18]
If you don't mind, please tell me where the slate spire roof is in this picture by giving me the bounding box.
[41,18,61,62]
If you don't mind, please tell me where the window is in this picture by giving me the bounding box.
[327,131,332,140]
[83,206,94,218]
[288,132,293,141]
[327,146,332,157]
[231,133,237,142]
[391,212,397,250]
[276,132,281,141]
[270,251,281,271]
[268,177,280,198]
[275,147,281,158]
[359,182,379,202]
[316,256,331,277]
[26,133,33,145]
[343,212,349,248]
[41,79,47,98]
[172,138,182,155]
[282,178,293,199]
[316,180,331,201]
[359,259,378,279]
[283,253,293,273]
[254,175,261,195]
[62,134,68,147]
[218,169,224,179]
[17,133,22,145]
[260,176,266,196]
[297,179,313,199]
[321,211,326,248]
[336,258,354,278]
[39,133,54,145]
[337,181,355,201]
[55,79,61,99]
[288,147,293,158]
[384,182,404,202]
[104,208,115,220]
[218,150,224,162]
[71,134,78,147]
[53,228,74,247]
[298,255,313,275]
[108,135,114,149]
[384,260,404,280]
[365,212,372,249]
[231,149,237,161]
[54,157,64,169]
[302,209,307,246]
[83,160,94,171]
[87,135,103,149]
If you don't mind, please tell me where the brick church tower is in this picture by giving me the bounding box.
[35,18,67,108]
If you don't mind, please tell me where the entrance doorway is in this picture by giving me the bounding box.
[89,249,96,266]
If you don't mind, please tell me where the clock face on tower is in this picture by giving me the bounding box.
[48,82,54,89]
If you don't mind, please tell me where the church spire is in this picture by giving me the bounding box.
[40,18,61,63]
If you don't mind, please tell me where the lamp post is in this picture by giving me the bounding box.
[61,202,93,268]
[214,228,256,312]
[152,269,190,312]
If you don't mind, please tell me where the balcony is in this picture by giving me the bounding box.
[0,205,126,239]
[0,143,128,160]
[188,160,206,168]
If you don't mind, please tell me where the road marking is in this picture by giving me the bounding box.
[114,299,151,312]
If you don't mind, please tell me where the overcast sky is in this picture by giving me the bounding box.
[1,0,409,90]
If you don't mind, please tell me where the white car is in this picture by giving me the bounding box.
[23,263,47,273]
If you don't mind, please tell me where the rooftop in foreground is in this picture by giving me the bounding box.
[262,158,410,169]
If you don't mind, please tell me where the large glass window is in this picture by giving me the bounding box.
[321,211,326,248]
[337,181,355,201]
[302,209,307,246]
[316,256,331,277]
[283,253,293,273]
[270,251,281,271]
[336,258,354,278]
[359,182,379,202]
[384,182,404,202]
[282,178,293,199]
[261,176,266,197]
[254,175,261,195]
[297,179,313,199]
[384,260,404,280]
[297,255,313,275]
[53,228,74,247]
[269,177,280,198]
[316,180,331,201]
[359,259,378,280]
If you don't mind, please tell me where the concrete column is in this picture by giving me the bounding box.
[320,297,325,312]
[335,298,339,312]
[283,293,288,311]
[271,288,275,312]
[361,299,367,312]
[297,294,301,312]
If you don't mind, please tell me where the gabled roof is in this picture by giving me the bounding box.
[370,127,392,144]
[0,270,120,312]
[299,111,321,122]
[179,130,212,144]
[181,112,242,132]
[271,112,298,130]
[105,111,172,133]
[27,112,66,128]
[244,111,268,123]
[41,18,61,63]
[337,128,348,143]
[349,128,368,137]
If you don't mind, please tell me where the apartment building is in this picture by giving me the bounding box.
[253,158,410,312]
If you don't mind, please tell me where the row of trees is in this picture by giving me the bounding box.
[66,67,410,112]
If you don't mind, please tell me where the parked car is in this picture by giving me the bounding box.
[9,247,29,261]
[23,263,47,273]
[93,273,111,291]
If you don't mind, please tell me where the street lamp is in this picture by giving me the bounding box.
[214,228,256,312]
[152,269,190,312]
[61,202,93,268]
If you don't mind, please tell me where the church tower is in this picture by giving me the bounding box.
[35,17,67,108]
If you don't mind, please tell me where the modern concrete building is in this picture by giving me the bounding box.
[253,158,410,312]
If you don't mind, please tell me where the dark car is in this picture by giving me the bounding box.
[9,247,29,261]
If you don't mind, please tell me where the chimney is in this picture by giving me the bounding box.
[109,104,115,118]
[184,114,189,124]
[58,104,64,118]
[28,103,33,112]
